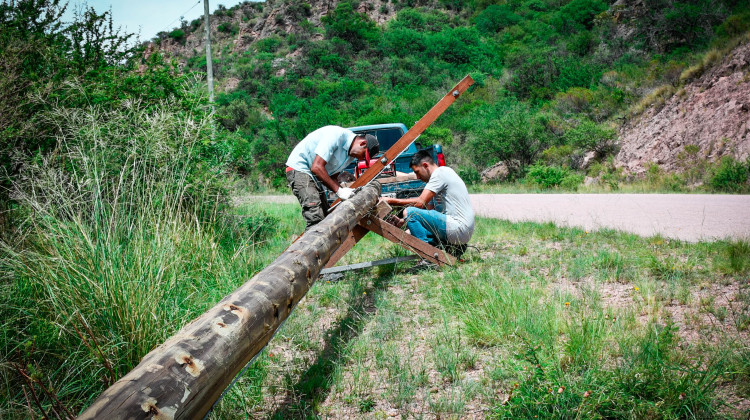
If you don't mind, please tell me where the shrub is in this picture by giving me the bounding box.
[540,145,576,168]
[709,156,749,193]
[554,0,607,33]
[427,27,482,64]
[458,167,481,185]
[525,164,572,188]
[217,22,238,34]
[716,11,750,39]
[475,5,521,34]
[465,99,553,169]
[256,36,283,53]
[322,1,379,50]
[168,28,185,41]
[563,118,618,156]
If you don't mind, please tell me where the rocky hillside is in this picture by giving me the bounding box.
[157,0,396,64]
[149,0,750,187]
[616,38,750,174]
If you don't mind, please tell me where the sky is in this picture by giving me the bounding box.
[64,0,262,42]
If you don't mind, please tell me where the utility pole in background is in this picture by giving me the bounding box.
[203,0,215,110]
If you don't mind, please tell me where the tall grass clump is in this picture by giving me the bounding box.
[0,89,266,416]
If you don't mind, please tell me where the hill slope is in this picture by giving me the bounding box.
[616,38,750,174]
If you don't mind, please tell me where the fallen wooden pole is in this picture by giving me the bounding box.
[78,183,382,420]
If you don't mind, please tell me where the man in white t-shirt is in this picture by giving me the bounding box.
[382,150,474,257]
[286,125,379,229]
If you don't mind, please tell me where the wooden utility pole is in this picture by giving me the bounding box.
[203,0,215,107]
[78,183,382,419]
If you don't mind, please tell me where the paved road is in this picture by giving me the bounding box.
[237,194,750,242]
[470,194,750,242]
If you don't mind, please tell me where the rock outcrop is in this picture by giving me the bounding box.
[615,39,750,174]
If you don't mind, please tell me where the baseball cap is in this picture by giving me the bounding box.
[365,134,379,156]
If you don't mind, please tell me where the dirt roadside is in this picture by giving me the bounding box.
[235,193,750,242]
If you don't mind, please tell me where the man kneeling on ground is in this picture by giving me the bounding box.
[382,150,474,257]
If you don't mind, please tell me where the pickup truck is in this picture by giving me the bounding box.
[325,123,447,203]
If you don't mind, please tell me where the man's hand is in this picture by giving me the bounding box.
[336,187,354,200]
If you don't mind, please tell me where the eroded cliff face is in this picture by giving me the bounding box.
[615,40,750,174]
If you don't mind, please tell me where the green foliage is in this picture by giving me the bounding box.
[168,28,185,40]
[709,156,750,193]
[525,164,582,189]
[465,99,554,169]
[563,118,617,155]
[0,90,234,414]
[322,1,379,50]
[217,22,238,35]
[418,126,453,147]
[427,27,482,64]
[475,5,521,34]
[458,167,481,185]
[716,11,750,38]
[635,0,729,52]
[256,35,283,53]
[553,0,607,33]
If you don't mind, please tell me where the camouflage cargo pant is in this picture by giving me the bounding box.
[286,169,330,230]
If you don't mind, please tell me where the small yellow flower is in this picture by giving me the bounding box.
[564,302,570,307]
[634,286,640,291]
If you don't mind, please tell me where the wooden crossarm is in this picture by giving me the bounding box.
[358,215,456,266]
[329,75,474,207]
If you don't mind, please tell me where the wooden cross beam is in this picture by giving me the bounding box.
[325,200,456,269]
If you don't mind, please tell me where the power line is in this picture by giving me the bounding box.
[157,0,201,35]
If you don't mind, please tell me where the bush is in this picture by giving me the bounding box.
[526,164,574,189]
[427,27,482,64]
[709,156,749,193]
[458,167,481,185]
[465,99,554,170]
[256,36,283,53]
[475,5,521,34]
[563,118,617,156]
[217,22,238,34]
[322,1,379,50]
[168,28,185,41]
[553,0,607,33]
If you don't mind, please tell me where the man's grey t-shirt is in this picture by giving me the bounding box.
[425,166,475,244]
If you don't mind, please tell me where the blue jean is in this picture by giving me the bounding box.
[404,207,447,246]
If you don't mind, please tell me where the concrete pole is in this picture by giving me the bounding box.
[203,0,215,107]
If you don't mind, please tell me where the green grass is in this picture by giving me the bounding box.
[207,206,749,418]
[2,193,749,418]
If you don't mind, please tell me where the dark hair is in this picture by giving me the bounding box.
[409,149,434,167]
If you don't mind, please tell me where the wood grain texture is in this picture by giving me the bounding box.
[77,183,382,420]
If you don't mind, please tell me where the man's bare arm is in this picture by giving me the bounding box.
[311,155,341,192]
[383,189,435,209]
